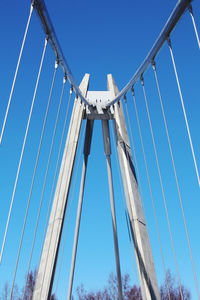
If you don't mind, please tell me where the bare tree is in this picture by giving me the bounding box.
[22,270,37,300]
[1,282,20,300]
[0,269,191,300]
[160,270,190,300]
[74,273,139,300]
[1,282,9,300]
[74,271,190,300]
[20,269,57,300]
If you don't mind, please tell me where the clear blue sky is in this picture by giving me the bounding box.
[0,0,200,299]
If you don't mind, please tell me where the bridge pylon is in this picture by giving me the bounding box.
[33,74,160,300]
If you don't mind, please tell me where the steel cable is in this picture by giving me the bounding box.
[141,77,183,300]
[124,98,164,299]
[0,4,34,145]
[26,70,65,280]
[21,62,59,300]
[8,36,49,300]
[124,98,148,228]
[114,98,158,299]
[110,121,141,299]
[168,38,200,187]
[33,0,191,108]
[152,62,200,299]
[39,94,82,299]
[131,88,171,300]
[38,88,73,271]
[54,121,86,295]
[189,5,200,50]
[0,37,48,266]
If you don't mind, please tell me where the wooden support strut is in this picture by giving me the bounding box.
[67,119,94,300]
[33,73,160,300]
[32,74,90,300]
[108,74,160,300]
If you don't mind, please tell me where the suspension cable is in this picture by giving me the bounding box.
[125,96,171,299]
[110,121,141,299]
[124,97,148,227]
[27,68,64,267]
[189,5,200,50]
[0,37,48,266]
[39,92,81,299]
[21,63,60,300]
[124,97,155,299]
[54,121,86,295]
[168,38,200,187]
[38,87,73,270]
[10,41,57,300]
[141,77,183,300]
[0,4,34,145]
[152,62,200,299]
[131,88,171,300]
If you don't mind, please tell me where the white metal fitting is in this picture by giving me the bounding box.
[63,75,67,84]
[44,37,48,47]
[55,60,59,69]
[70,86,73,95]
[31,2,35,10]
[152,61,156,71]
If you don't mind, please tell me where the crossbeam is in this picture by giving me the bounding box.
[32,0,193,108]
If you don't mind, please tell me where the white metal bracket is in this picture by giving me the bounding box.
[85,91,114,120]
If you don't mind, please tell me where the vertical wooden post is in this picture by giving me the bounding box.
[33,74,90,300]
[108,74,160,300]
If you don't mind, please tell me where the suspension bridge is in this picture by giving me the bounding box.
[0,0,200,299]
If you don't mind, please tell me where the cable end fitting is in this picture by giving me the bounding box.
[152,61,156,71]
[167,37,171,48]
[188,4,193,14]
[131,87,135,96]
[140,75,144,86]
[63,75,67,84]
[70,86,73,95]
[124,94,127,103]
[55,60,59,69]
[44,37,48,47]
[45,35,49,42]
